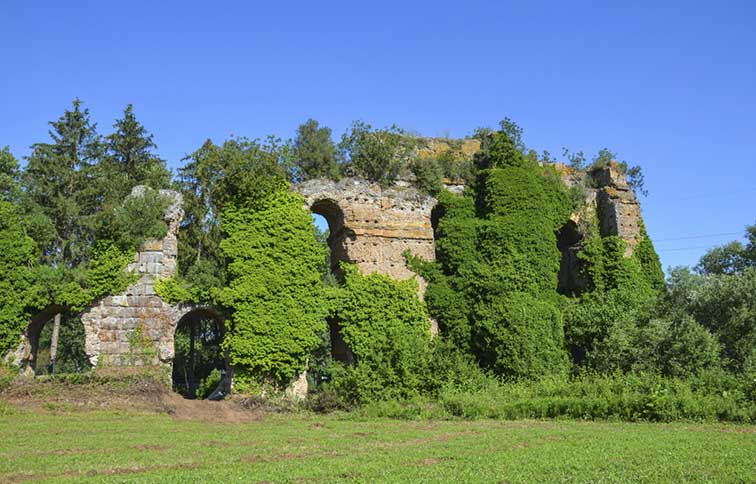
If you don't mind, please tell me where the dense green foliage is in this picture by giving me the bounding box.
[0,201,44,357]
[292,119,339,181]
[219,186,328,389]
[414,126,574,380]
[338,121,416,186]
[321,266,432,403]
[0,100,173,372]
[2,103,753,424]
[174,136,291,304]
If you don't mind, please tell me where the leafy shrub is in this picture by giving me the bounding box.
[416,126,574,380]
[196,368,222,399]
[359,372,755,423]
[474,293,568,379]
[0,200,41,357]
[338,121,416,186]
[323,265,432,403]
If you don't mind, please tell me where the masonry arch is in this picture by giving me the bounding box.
[16,305,91,375]
[172,307,230,400]
[307,198,357,384]
[310,198,351,276]
[557,219,586,297]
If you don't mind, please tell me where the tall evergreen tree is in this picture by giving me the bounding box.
[0,146,21,203]
[24,99,105,267]
[103,104,171,202]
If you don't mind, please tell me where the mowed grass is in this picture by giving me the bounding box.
[0,408,754,483]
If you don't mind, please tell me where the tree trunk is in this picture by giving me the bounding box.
[48,313,61,374]
[188,319,197,399]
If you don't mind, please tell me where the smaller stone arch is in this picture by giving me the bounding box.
[171,305,230,399]
[310,198,353,275]
[294,177,438,289]
[11,305,66,375]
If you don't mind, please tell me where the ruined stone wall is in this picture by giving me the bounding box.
[593,162,643,254]
[13,161,646,377]
[558,161,643,252]
[295,178,437,292]
[80,188,190,367]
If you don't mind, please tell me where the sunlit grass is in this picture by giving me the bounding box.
[0,409,754,483]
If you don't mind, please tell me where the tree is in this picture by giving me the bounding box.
[24,99,105,267]
[175,136,291,302]
[696,224,756,275]
[102,104,171,203]
[292,119,338,181]
[0,147,21,202]
[338,121,416,186]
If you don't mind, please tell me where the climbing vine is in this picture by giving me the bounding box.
[324,264,432,402]
[218,187,328,390]
[414,128,574,379]
[0,201,44,357]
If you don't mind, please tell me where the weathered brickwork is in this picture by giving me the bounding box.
[295,178,437,293]
[79,188,190,367]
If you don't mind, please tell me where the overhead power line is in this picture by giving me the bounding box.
[655,246,719,252]
[651,188,756,202]
[653,232,742,242]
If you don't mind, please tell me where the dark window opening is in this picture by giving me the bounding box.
[172,309,229,400]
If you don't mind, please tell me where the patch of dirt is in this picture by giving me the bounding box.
[241,450,341,464]
[0,372,265,423]
[4,463,201,484]
[419,457,443,465]
[718,427,756,434]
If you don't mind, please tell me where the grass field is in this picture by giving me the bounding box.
[0,406,754,483]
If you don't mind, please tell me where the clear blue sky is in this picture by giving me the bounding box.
[1,1,754,270]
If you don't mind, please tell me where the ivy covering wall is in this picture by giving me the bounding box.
[218,187,328,390]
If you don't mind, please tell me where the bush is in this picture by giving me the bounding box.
[219,188,328,387]
[348,371,755,423]
[324,266,432,403]
[473,293,568,379]
[195,368,222,399]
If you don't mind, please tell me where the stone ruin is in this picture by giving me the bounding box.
[296,177,437,295]
[10,161,644,387]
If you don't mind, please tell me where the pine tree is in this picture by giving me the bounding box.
[0,146,21,202]
[103,104,171,202]
[24,99,105,267]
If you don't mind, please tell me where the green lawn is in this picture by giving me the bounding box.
[0,409,754,483]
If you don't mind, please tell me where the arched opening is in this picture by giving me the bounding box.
[172,308,229,400]
[328,319,354,365]
[557,220,586,297]
[22,307,90,375]
[310,199,351,278]
[430,203,444,241]
[308,199,355,389]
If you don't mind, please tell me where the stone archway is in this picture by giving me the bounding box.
[295,178,437,294]
[12,305,65,375]
[171,306,229,399]
[310,198,351,277]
